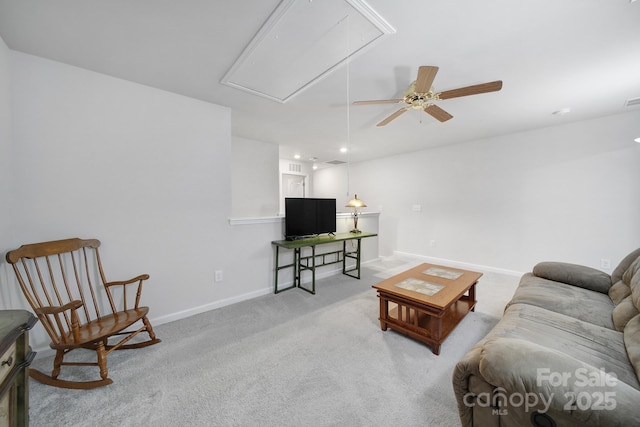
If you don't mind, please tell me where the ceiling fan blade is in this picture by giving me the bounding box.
[424,104,453,122]
[376,108,408,126]
[438,80,503,100]
[353,99,404,105]
[414,66,439,93]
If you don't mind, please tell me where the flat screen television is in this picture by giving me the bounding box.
[285,198,336,240]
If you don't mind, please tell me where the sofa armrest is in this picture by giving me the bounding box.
[533,261,611,293]
[455,337,640,426]
[453,345,483,426]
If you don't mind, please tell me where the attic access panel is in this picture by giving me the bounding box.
[221,0,395,103]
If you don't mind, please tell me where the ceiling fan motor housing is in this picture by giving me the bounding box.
[404,82,440,109]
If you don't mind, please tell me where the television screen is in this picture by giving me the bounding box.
[285,198,336,239]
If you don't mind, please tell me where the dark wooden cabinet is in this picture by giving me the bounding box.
[0,311,37,427]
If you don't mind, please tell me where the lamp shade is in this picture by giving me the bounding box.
[345,194,367,208]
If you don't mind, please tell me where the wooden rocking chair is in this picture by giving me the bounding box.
[5,238,160,389]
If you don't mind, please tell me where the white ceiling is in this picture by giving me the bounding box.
[1,0,639,167]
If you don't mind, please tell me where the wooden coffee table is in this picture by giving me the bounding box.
[372,263,482,355]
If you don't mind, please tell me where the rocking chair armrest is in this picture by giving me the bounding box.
[104,274,150,310]
[104,274,150,288]
[35,300,84,344]
[35,300,84,316]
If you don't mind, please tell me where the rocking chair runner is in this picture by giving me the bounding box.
[5,238,160,389]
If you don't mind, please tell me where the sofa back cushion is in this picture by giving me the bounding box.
[613,296,640,331]
[632,263,640,312]
[532,261,611,293]
[613,259,640,331]
[624,314,640,383]
[610,251,640,305]
[612,248,640,284]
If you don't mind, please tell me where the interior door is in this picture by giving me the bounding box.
[282,174,305,198]
[281,174,306,214]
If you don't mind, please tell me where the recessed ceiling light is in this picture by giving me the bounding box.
[340,147,348,153]
[294,154,301,159]
[634,137,640,143]
[552,107,571,116]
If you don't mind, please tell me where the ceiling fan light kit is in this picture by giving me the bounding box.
[354,65,503,126]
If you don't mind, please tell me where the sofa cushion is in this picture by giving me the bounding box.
[612,248,640,284]
[622,256,640,287]
[609,281,632,305]
[533,262,611,293]
[612,295,640,331]
[625,314,640,383]
[485,303,640,390]
[610,250,640,305]
[506,273,615,329]
[631,264,640,312]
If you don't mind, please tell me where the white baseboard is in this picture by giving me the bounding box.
[393,251,524,277]
[151,287,273,327]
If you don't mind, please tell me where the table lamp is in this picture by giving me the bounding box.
[345,194,367,233]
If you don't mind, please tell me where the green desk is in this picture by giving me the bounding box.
[272,231,377,294]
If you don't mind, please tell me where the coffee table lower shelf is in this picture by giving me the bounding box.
[378,293,476,355]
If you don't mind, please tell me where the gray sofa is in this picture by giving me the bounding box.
[453,248,640,426]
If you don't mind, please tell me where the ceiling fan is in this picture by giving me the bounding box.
[353,66,503,126]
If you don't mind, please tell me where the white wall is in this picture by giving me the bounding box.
[311,165,353,209]
[0,36,19,310]
[232,136,280,218]
[314,111,640,273]
[0,37,10,212]
[7,51,241,348]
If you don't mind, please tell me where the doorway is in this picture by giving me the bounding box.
[282,173,306,198]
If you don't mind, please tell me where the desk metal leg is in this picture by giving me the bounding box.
[342,241,347,275]
[294,248,300,287]
[297,245,316,295]
[311,245,316,293]
[274,246,297,294]
[355,238,362,277]
[274,245,279,293]
[343,238,362,279]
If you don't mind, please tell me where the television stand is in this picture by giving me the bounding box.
[272,231,377,294]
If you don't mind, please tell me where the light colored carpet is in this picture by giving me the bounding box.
[27,257,517,426]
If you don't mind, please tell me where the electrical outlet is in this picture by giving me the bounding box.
[600,259,611,269]
[214,270,223,282]
[430,240,437,247]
